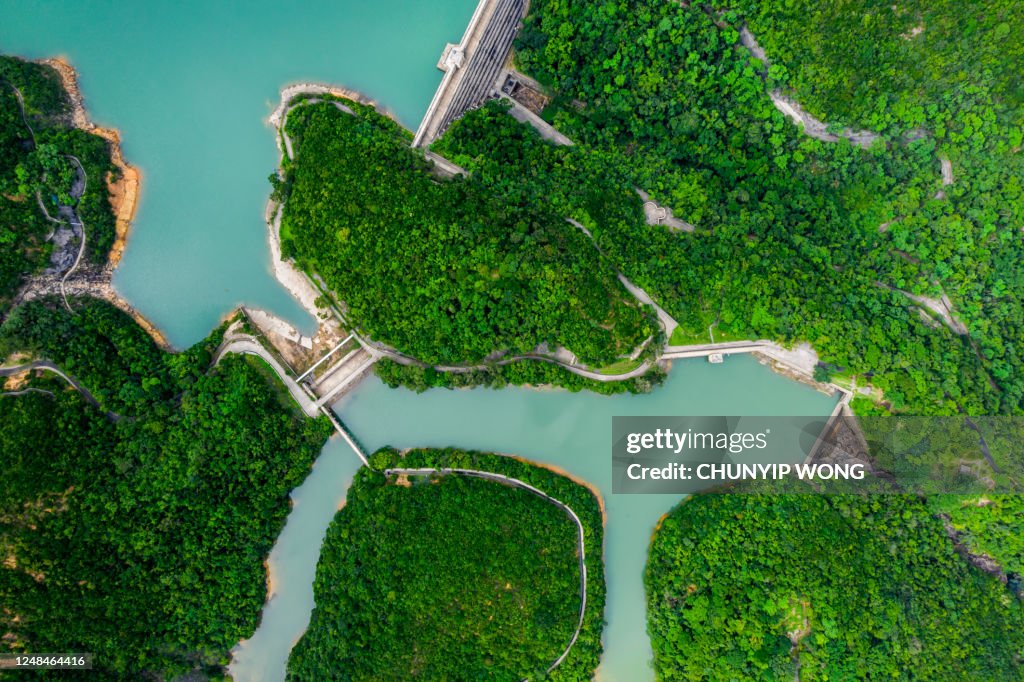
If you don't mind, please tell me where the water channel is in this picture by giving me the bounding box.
[233,362,835,681]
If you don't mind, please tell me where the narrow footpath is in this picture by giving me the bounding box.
[382,467,588,678]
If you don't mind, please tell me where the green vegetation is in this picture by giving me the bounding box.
[936,494,1024,580]
[647,491,1024,680]
[0,297,331,678]
[0,55,119,312]
[278,99,654,368]
[288,447,604,681]
[496,0,1024,416]
[374,356,664,395]
[729,0,1024,136]
[668,326,708,346]
[596,357,643,375]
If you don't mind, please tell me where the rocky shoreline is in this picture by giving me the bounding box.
[10,57,167,349]
[39,57,141,267]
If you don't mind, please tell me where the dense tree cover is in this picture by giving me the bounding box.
[936,494,1024,580]
[724,0,1024,137]
[646,491,1024,680]
[289,447,604,681]
[849,414,1024,492]
[0,298,332,678]
[0,55,119,312]
[0,297,201,413]
[375,356,663,395]
[279,100,654,368]
[505,0,1024,416]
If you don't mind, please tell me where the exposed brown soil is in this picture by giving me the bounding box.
[38,57,141,267]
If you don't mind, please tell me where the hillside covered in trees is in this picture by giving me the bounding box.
[278,99,654,368]
[288,448,605,682]
[646,492,1024,680]
[501,0,1023,416]
[0,56,119,313]
[0,298,331,678]
[502,3,1024,677]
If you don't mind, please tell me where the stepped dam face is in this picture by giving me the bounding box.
[414,0,529,147]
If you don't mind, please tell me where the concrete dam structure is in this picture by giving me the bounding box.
[412,0,529,147]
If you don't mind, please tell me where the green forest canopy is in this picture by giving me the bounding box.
[0,298,331,678]
[288,448,605,682]
[646,491,1024,681]
[279,99,654,368]
[505,0,1023,416]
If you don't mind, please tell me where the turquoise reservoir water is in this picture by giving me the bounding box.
[235,356,835,682]
[230,437,362,682]
[0,0,478,347]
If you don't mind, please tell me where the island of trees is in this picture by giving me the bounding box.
[288,448,605,682]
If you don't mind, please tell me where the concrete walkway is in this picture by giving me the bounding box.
[0,360,117,419]
[502,95,574,146]
[414,0,529,147]
[372,340,654,383]
[664,339,820,378]
[566,218,681,340]
[739,27,882,149]
[424,150,469,177]
[214,331,371,463]
[214,335,320,418]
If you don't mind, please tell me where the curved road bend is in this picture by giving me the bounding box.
[367,342,654,383]
[0,387,55,399]
[382,467,589,680]
[212,336,320,418]
[0,361,116,419]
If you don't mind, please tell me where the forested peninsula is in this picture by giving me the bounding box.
[288,448,605,682]
[0,56,121,313]
[276,97,656,372]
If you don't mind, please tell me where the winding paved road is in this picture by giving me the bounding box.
[213,332,370,462]
[213,335,319,418]
[0,360,117,419]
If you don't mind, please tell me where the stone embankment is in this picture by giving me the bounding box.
[15,265,170,350]
[5,57,163,348]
